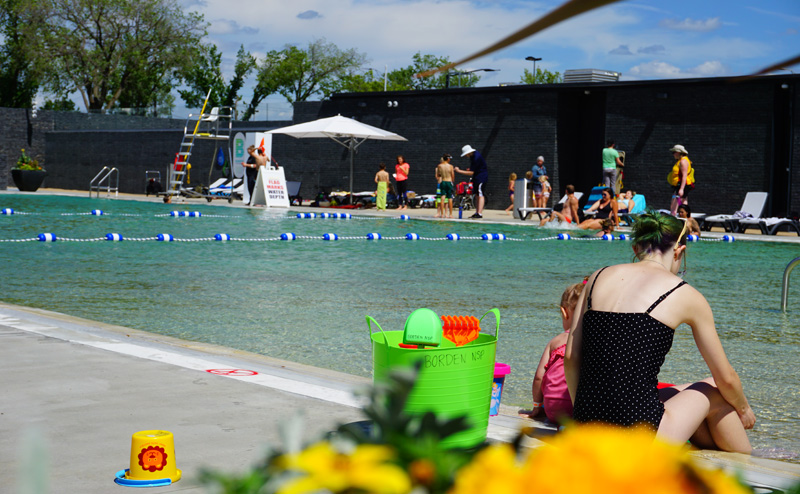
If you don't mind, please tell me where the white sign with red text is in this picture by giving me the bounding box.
[251,166,290,208]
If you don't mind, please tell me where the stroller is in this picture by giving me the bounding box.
[455,181,474,211]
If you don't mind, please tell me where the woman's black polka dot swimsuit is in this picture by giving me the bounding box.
[574,266,687,431]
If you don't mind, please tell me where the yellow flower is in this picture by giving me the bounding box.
[275,441,411,494]
[521,424,748,494]
[449,444,525,494]
[450,424,749,494]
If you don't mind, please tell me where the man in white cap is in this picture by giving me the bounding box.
[668,144,694,216]
[455,144,488,218]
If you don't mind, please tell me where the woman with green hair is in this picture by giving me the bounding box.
[565,209,755,453]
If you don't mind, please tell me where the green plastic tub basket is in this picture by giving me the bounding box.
[367,309,500,448]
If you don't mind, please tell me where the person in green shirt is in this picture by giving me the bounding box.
[602,140,624,192]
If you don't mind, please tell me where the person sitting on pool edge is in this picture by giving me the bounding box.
[578,187,618,230]
[565,210,755,453]
[521,280,586,423]
[540,184,580,227]
[677,204,701,236]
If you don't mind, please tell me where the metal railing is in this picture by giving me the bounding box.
[781,257,800,312]
[89,166,119,198]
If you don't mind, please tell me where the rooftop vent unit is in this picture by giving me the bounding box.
[564,69,621,83]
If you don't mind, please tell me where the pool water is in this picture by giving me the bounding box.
[1,194,798,460]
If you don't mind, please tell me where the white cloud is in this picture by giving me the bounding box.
[626,60,726,79]
[659,17,722,32]
[687,60,726,77]
[627,61,684,79]
[208,19,259,36]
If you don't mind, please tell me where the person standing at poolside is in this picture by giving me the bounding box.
[531,156,547,205]
[435,153,455,218]
[455,144,488,219]
[395,155,410,210]
[374,163,390,211]
[565,210,755,453]
[602,140,624,191]
[242,145,267,205]
[668,144,694,216]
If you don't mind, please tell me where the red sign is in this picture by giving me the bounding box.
[206,369,258,376]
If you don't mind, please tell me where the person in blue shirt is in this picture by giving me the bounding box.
[455,144,489,218]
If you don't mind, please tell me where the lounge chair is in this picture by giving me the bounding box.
[737,217,800,235]
[703,192,768,232]
[619,194,647,225]
[209,178,243,196]
[518,192,583,221]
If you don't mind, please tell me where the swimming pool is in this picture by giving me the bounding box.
[1,193,798,460]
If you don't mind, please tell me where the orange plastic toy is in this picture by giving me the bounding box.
[441,315,481,346]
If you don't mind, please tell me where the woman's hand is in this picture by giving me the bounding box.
[739,406,756,429]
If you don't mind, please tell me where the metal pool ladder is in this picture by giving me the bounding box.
[781,257,800,312]
[89,166,119,198]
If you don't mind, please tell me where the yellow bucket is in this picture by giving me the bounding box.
[114,430,181,487]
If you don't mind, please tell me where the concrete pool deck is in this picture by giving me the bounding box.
[0,302,545,493]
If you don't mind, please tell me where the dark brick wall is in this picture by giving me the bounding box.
[605,80,774,215]
[4,74,798,216]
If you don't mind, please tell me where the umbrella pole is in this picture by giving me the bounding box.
[349,138,355,205]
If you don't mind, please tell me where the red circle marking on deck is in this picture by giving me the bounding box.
[206,369,258,376]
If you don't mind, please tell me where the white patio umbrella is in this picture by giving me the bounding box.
[267,115,407,202]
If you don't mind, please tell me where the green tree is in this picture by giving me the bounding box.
[329,53,481,94]
[520,67,563,84]
[272,38,368,103]
[241,49,296,121]
[25,0,206,112]
[41,97,77,111]
[179,44,255,111]
[0,0,39,108]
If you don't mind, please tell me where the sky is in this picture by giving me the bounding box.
[176,0,798,119]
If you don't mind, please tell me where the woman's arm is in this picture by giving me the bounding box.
[683,290,755,429]
[587,199,600,212]
[611,199,619,226]
[679,158,690,197]
[565,279,592,402]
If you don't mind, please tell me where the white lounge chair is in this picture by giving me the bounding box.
[703,192,768,232]
[737,217,800,235]
[518,192,583,221]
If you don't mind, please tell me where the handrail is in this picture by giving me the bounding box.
[781,257,800,312]
[89,166,119,198]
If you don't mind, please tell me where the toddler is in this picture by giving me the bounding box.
[523,281,585,423]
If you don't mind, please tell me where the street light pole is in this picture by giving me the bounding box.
[525,56,542,83]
